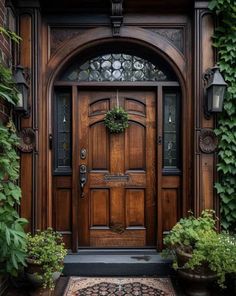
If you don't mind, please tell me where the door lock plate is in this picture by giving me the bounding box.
[80,148,87,160]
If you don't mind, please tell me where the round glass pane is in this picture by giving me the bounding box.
[123,70,133,81]
[112,54,121,59]
[112,70,121,80]
[133,70,144,80]
[91,61,100,70]
[156,70,166,80]
[78,70,89,81]
[103,54,112,59]
[112,61,121,70]
[90,70,100,81]
[122,61,132,70]
[123,54,131,60]
[101,70,111,80]
[134,61,144,70]
[101,61,111,70]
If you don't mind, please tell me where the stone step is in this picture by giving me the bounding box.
[63,249,173,276]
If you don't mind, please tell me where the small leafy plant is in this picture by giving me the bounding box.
[26,228,67,290]
[163,210,236,288]
[163,210,216,253]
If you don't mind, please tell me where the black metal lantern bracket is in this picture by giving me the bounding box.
[203,66,227,120]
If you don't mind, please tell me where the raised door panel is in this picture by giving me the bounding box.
[90,123,109,170]
[126,189,145,227]
[90,189,109,227]
[162,176,180,232]
[53,176,72,248]
[125,123,146,171]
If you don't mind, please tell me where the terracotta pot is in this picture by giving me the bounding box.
[176,248,217,296]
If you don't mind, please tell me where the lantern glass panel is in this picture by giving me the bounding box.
[16,84,28,112]
[22,85,28,110]
[212,85,225,112]
[16,91,23,108]
[208,85,225,112]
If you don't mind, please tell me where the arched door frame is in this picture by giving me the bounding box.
[39,26,192,250]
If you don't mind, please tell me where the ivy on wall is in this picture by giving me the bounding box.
[0,27,27,276]
[0,122,27,276]
[209,0,236,231]
[0,63,19,105]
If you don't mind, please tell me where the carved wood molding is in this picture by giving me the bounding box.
[146,28,184,53]
[199,129,218,154]
[50,28,87,56]
[110,0,123,37]
[110,223,125,234]
[18,128,36,153]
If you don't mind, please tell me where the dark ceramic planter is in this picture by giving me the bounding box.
[225,273,236,295]
[176,249,217,296]
[25,259,61,288]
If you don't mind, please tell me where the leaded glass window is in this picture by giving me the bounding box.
[60,54,169,82]
[163,92,180,173]
[54,90,72,174]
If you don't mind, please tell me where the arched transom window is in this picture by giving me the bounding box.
[60,53,172,82]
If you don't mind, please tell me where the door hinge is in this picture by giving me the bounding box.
[158,135,162,145]
[49,134,53,149]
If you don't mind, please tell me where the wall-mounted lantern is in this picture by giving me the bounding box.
[14,65,29,116]
[204,66,227,118]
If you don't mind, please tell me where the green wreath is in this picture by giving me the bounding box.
[104,107,129,133]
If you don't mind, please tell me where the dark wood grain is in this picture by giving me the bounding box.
[20,3,199,251]
[77,90,157,247]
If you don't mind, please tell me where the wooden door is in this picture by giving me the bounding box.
[76,89,157,247]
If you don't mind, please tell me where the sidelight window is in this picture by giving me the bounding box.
[163,91,181,174]
[54,89,72,174]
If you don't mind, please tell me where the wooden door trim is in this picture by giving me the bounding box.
[72,85,79,252]
[54,81,180,87]
[157,86,163,250]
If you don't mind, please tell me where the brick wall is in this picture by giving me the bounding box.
[0,0,12,65]
[0,0,16,122]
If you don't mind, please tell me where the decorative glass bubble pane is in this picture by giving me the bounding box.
[163,93,179,169]
[54,91,72,173]
[60,54,169,81]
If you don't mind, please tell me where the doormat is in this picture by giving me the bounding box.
[63,277,176,296]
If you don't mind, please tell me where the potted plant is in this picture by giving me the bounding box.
[162,209,236,296]
[26,228,67,291]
